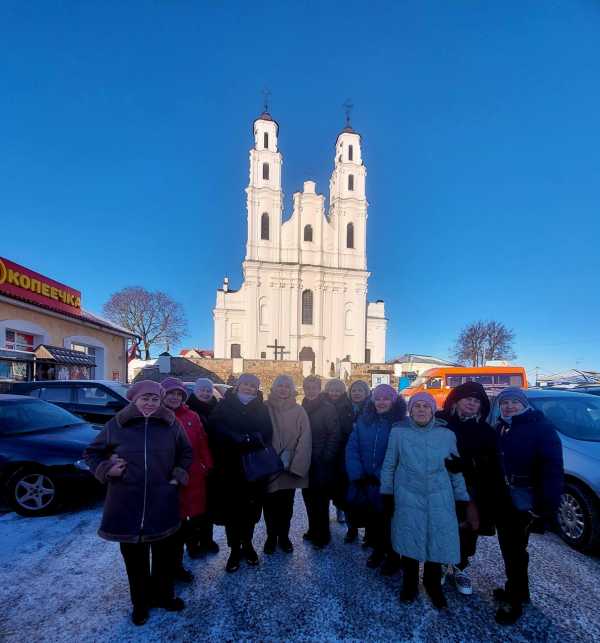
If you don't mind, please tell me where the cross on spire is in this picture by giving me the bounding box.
[261,87,271,113]
[343,98,353,126]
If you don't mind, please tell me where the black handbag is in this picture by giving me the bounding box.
[241,435,284,482]
[507,474,534,512]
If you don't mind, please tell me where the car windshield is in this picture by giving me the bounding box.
[531,396,600,442]
[410,375,429,388]
[104,383,129,399]
[0,399,84,435]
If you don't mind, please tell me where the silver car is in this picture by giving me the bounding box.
[489,389,600,552]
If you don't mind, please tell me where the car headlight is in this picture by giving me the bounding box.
[74,459,90,471]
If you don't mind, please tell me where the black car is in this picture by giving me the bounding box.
[10,380,129,425]
[0,394,100,516]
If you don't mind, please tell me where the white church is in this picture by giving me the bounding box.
[213,108,387,376]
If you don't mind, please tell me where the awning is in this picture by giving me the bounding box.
[0,349,35,362]
[33,345,96,367]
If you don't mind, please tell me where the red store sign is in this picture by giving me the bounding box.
[0,257,82,316]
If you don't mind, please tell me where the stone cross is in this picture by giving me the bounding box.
[267,339,289,361]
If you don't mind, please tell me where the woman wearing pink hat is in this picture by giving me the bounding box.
[380,392,472,610]
[84,380,193,626]
[161,377,213,582]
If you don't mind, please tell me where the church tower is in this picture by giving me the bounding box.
[245,111,283,263]
[328,118,367,271]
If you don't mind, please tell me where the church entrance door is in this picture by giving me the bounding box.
[298,346,316,373]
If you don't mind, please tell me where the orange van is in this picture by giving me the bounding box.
[402,366,528,410]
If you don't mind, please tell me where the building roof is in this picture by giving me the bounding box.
[133,356,225,384]
[179,348,214,358]
[390,354,461,367]
[34,344,97,367]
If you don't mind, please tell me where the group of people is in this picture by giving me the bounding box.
[84,373,564,628]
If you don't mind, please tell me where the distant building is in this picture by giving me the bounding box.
[213,109,387,376]
[390,354,461,377]
[179,348,214,359]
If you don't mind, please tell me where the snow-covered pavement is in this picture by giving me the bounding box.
[1,498,599,643]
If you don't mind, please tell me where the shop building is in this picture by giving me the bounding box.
[0,256,135,383]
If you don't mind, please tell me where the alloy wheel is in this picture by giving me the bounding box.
[14,473,56,512]
[558,492,586,542]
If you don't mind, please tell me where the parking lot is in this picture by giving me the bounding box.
[1,498,599,643]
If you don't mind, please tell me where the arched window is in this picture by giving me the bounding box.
[263,132,269,149]
[259,298,268,327]
[261,213,269,240]
[301,290,313,325]
[262,162,270,180]
[348,174,354,191]
[345,308,353,331]
[304,224,313,242]
[346,222,354,249]
[348,145,354,161]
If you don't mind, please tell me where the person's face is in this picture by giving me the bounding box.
[135,393,162,417]
[351,386,368,404]
[195,385,213,402]
[374,397,393,414]
[163,389,185,410]
[274,381,293,399]
[327,387,344,402]
[500,398,526,417]
[303,380,321,400]
[411,401,433,426]
[456,396,481,417]
[238,381,258,396]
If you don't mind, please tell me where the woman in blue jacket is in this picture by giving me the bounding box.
[494,387,564,625]
[346,384,406,574]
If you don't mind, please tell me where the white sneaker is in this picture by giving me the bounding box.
[336,509,346,524]
[453,567,473,595]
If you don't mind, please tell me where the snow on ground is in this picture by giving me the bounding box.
[1,497,600,643]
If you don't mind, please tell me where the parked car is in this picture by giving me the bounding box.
[0,394,99,516]
[9,380,129,426]
[489,389,600,552]
[552,385,600,397]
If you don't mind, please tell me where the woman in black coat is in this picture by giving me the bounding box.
[301,376,342,549]
[493,387,564,625]
[209,373,273,572]
[84,380,193,626]
[436,382,505,596]
[186,377,220,554]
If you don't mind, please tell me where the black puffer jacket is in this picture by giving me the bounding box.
[84,404,193,543]
[436,382,505,535]
[302,395,342,489]
[209,389,273,481]
[187,393,218,430]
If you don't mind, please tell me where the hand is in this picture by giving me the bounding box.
[445,454,465,474]
[107,457,127,478]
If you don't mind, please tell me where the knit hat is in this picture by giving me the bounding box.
[126,380,164,402]
[194,378,214,394]
[372,383,398,403]
[161,377,189,402]
[350,380,371,399]
[408,391,437,415]
[496,387,529,409]
[236,373,260,391]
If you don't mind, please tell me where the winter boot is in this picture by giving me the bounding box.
[226,547,241,573]
[366,549,386,569]
[278,536,294,554]
[131,606,149,626]
[157,597,185,612]
[344,526,358,543]
[495,603,523,625]
[174,566,194,583]
[263,536,277,555]
[242,541,259,566]
[380,552,402,576]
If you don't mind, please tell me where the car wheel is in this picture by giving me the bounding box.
[557,483,600,551]
[6,468,61,517]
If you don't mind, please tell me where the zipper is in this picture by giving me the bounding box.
[140,417,148,532]
[372,421,380,472]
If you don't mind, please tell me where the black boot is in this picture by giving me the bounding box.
[131,606,149,626]
[344,526,358,543]
[279,535,294,554]
[174,566,194,583]
[493,587,531,604]
[242,541,259,565]
[495,603,523,625]
[263,536,277,555]
[156,597,185,612]
[200,540,220,555]
[380,552,402,576]
[424,563,447,610]
[400,559,419,603]
[226,547,241,573]
[366,549,386,569]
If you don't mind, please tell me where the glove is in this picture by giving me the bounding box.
[445,454,465,474]
[382,494,395,518]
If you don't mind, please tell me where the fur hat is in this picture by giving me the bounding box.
[126,380,164,402]
[161,377,189,402]
[408,391,437,415]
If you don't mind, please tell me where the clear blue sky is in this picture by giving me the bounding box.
[2,1,599,379]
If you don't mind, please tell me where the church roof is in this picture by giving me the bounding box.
[336,124,360,139]
[254,111,279,133]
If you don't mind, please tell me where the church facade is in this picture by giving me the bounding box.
[213,110,387,376]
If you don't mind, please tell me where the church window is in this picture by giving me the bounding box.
[261,213,269,240]
[261,351,266,359]
[262,162,270,180]
[348,145,354,161]
[304,225,313,242]
[302,290,313,325]
[259,298,268,327]
[348,174,354,191]
[345,308,353,331]
[230,344,241,358]
[346,222,354,249]
[264,132,269,149]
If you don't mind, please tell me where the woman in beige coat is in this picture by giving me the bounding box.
[264,375,312,554]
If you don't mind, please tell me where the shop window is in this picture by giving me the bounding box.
[302,290,313,325]
[71,343,97,379]
[5,330,35,352]
[0,360,29,381]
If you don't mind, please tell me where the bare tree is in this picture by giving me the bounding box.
[103,287,187,359]
[452,320,516,367]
